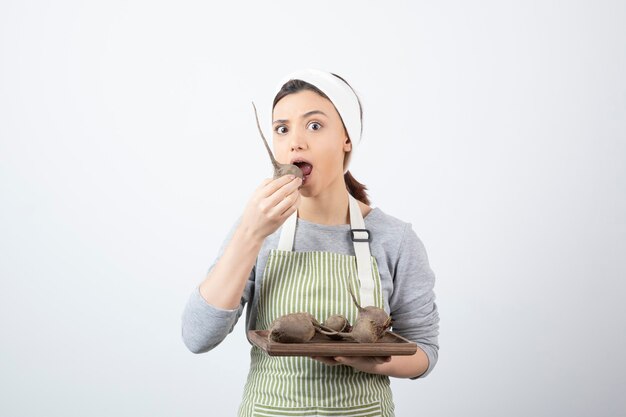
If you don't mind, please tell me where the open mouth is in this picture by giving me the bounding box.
[293,161,313,184]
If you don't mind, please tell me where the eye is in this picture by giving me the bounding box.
[275,125,288,134]
[308,121,322,131]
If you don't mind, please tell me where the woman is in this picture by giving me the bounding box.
[181,69,439,416]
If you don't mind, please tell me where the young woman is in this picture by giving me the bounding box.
[181,68,440,417]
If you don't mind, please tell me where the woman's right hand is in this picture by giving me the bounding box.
[239,175,302,241]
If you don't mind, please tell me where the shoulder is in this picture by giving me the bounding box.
[367,209,434,287]
[366,206,429,258]
[364,206,416,254]
[365,206,411,235]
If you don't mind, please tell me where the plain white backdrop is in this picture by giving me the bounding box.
[1,1,625,416]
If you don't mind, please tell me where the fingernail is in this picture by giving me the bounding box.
[289,175,295,180]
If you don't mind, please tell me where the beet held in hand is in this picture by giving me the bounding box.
[252,102,304,181]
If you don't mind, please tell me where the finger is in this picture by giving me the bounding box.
[278,191,300,218]
[283,177,303,197]
[268,180,301,218]
[278,200,299,220]
[266,177,302,209]
[283,178,303,198]
[260,175,297,198]
[336,356,387,365]
[311,356,339,366]
[268,185,300,219]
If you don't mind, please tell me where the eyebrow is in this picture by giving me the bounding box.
[273,110,328,125]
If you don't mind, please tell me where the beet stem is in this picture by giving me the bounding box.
[345,277,363,311]
[252,101,280,172]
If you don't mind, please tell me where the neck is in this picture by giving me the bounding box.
[297,175,351,226]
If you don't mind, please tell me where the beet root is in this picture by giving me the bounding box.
[268,312,317,343]
[322,314,351,332]
[318,318,386,343]
[252,102,304,180]
[346,281,392,335]
[356,306,391,334]
[264,281,395,345]
[318,314,352,340]
[343,319,380,343]
[322,280,393,343]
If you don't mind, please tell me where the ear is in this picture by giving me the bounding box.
[343,136,352,153]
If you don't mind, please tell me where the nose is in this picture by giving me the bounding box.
[289,127,307,151]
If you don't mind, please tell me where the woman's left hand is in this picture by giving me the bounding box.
[311,356,391,374]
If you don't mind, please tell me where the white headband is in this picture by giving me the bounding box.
[272,68,362,174]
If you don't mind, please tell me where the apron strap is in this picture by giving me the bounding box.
[277,194,375,307]
[277,207,298,252]
[348,195,376,307]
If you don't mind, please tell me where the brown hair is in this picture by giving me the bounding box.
[272,74,371,205]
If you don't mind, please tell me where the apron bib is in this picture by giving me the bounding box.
[238,195,395,417]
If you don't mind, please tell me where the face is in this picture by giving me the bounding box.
[272,90,351,195]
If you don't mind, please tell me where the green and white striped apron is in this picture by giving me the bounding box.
[238,194,395,417]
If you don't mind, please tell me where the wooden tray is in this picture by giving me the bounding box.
[248,330,417,357]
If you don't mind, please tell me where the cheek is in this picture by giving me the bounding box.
[272,143,288,162]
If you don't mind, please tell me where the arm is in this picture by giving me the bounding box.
[182,175,302,354]
[181,216,262,353]
[379,348,429,378]
[313,346,429,378]
[198,221,264,310]
[387,222,440,379]
[316,222,440,378]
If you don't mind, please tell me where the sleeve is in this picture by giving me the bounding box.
[389,222,440,379]
[181,215,255,354]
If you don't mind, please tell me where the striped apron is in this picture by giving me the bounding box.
[238,194,395,417]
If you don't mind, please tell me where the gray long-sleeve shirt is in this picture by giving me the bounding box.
[181,206,440,379]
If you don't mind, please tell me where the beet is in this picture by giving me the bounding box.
[321,314,348,331]
[268,312,317,343]
[265,281,393,345]
[345,319,379,343]
[252,102,304,180]
[346,283,392,336]
[320,282,393,343]
[320,314,352,340]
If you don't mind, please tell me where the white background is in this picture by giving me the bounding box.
[1,1,625,416]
